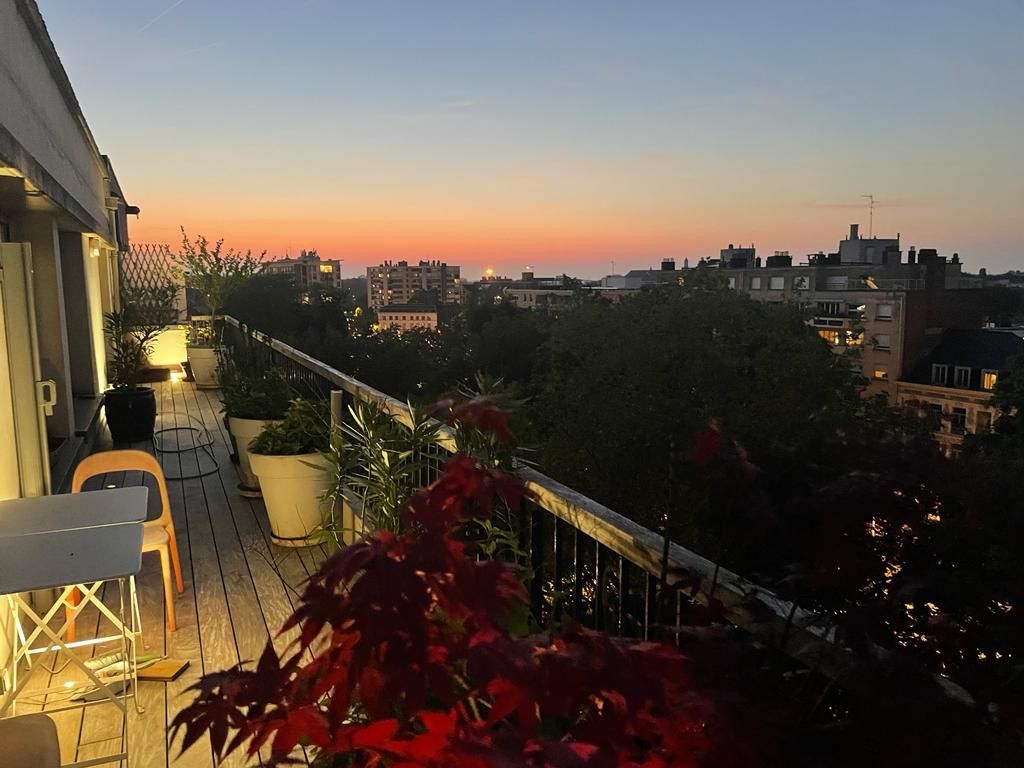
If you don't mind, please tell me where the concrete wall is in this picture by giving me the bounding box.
[0,0,113,240]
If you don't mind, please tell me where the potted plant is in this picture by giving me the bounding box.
[104,284,179,443]
[175,230,263,388]
[248,398,332,546]
[218,347,291,498]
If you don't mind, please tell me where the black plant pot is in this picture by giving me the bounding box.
[104,387,157,444]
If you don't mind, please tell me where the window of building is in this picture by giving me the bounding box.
[846,330,864,346]
[924,402,944,426]
[818,329,841,346]
[825,276,848,291]
[931,364,948,385]
[875,334,891,350]
[954,366,971,388]
[982,370,998,390]
[769,276,785,290]
[976,410,992,432]
[750,276,761,290]
[950,407,967,435]
[727,277,736,289]
[793,276,809,290]
[817,301,842,317]
[873,368,889,381]
[849,303,866,320]
[320,264,333,273]
[877,303,893,320]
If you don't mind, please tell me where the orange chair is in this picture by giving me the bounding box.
[68,450,184,636]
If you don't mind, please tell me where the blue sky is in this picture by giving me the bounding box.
[40,0,1024,277]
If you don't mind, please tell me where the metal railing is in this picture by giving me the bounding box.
[221,316,848,674]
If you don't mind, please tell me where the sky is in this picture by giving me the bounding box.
[40,0,1024,279]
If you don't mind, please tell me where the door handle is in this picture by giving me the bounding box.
[36,379,57,416]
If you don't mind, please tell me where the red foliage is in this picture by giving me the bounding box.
[172,411,738,766]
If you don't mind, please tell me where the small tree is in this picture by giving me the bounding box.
[105,284,179,390]
[176,229,264,345]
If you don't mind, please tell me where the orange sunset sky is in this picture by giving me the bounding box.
[39,0,1024,279]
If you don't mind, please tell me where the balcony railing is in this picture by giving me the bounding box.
[220,316,894,689]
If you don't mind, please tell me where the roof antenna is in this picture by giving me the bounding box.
[861,194,875,238]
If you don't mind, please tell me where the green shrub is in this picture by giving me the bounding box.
[249,398,330,455]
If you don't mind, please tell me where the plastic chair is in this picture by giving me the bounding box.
[68,450,184,635]
[0,713,61,768]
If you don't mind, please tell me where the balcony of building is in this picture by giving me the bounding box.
[2,321,842,767]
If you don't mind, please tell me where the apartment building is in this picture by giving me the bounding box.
[502,270,577,310]
[896,329,1023,456]
[722,227,987,399]
[1,0,132,499]
[377,304,438,332]
[264,249,342,290]
[367,260,463,309]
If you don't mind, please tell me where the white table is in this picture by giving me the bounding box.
[0,487,148,767]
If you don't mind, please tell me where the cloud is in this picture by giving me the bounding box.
[137,0,188,34]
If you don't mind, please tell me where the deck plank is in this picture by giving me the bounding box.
[6,380,344,767]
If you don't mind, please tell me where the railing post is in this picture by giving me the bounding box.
[329,390,355,545]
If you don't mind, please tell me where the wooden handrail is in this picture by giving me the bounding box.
[221,315,977,702]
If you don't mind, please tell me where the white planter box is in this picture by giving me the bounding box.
[187,346,221,389]
[228,417,281,496]
[249,452,331,547]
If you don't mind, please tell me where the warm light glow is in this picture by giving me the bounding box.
[319,264,333,273]
[170,370,184,384]
[982,370,998,390]
[485,267,494,277]
[818,329,840,346]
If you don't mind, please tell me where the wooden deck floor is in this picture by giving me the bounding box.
[14,380,333,767]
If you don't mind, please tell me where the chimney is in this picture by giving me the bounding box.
[849,223,859,240]
[661,258,676,271]
[908,246,916,265]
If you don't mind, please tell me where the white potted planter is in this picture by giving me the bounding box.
[228,417,281,497]
[249,452,331,546]
[247,399,332,547]
[187,346,221,389]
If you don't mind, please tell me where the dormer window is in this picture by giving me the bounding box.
[982,370,999,391]
[931,364,948,386]
[954,366,971,388]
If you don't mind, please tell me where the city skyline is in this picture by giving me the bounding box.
[39,0,1024,278]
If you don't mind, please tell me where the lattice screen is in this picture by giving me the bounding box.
[119,242,186,317]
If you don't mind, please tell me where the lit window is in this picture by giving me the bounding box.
[818,329,841,345]
[954,366,971,388]
[769,276,785,290]
[873,369,889,381]
[727,277,736,289]
[877,303,893,320]
[931,364,948,385]
[875,334,891,350]
[982,370,998,390]
[320,264,333,273]
[750,276,761,290]
[846,330,864,346]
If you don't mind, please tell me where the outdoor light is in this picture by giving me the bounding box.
[170,370,184,384]
[90,245,100,258]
